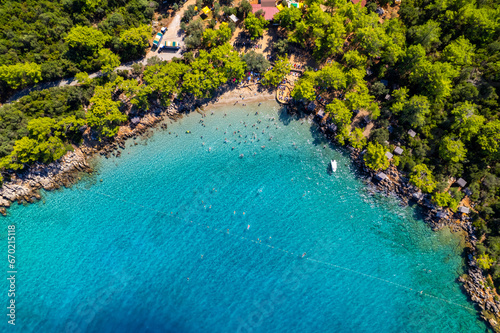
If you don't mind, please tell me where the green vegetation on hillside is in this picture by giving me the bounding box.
[0,0,156,98]
[0,42,262,173]
[282,0,500,289]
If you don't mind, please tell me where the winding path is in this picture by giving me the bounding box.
[6,11,186,104]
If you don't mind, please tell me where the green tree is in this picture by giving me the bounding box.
[36,136,67,163]
[346,67,366,91]
[75,72,90,84]
[202,28,218,48]
[65,26,110,54]
[343,50,367,69]
[314,16,346,58]
[7,137,40,168]
[349,128,366,149]
[209,43,246,80]
[390,87,409,115]
[477,254,494,270]
[442,36,475,67]
[401,44,426,74]
[458,4,498,44]
[54,116,86,138]
[274,6,302,30]
[410,60,459,101]
[241,51,270,73]
[182,44,245,98]
[410,164,437,193]
[143,61,190,105]
[0,62,42,90]
[217,22,233,44]
[27,117,56,141]
[401,95,431,128]
[408,20,441,51]
[274,39,289,55]
[478,120,500,153]
[291,72,317,101]
[364,142,390,171]
[98,49,120,75]
[118,79,151,110]
[317,63,347,90]
[345,85,374,112]
[244,13,268,39]
[433,191,452,207]
[86,84,127,138]
[238,0,253,18]
[336,125,350,146]
[326,99,352,127]
[451,102,485,141]
[353,25,388,58]
[305,3,331,27]
[202,23,233,47]
[119,25,151,59]
[289,20,310,46]
[262,56,291,87]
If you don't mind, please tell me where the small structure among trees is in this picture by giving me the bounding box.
[456,178,467,188]
[459,206,470,214]
[394,146,404,155]
[376,172,388,181]
[251,3,279,21]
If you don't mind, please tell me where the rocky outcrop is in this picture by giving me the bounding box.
[312,110,500,332]
[460,267,500,332]
[0,149,92,209]
[0,102,181,211]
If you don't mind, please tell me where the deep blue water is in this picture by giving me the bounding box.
[0,101,489,332]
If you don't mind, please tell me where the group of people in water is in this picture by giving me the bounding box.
[196,112,281,154]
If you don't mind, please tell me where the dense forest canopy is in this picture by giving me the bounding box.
[282,0,500,287]
[0,0,157,98]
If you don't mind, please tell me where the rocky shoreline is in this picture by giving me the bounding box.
[313,112,500,332]
[0,101,182,216]
[0,90,498,331]
[0,84,271,215]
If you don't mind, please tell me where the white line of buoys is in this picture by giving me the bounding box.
[88,188,476,313]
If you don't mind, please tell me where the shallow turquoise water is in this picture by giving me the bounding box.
[0,101,488,332]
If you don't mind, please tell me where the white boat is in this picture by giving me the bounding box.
[330,160,337,172]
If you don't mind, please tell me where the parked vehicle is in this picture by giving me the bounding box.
[152,32,163,49]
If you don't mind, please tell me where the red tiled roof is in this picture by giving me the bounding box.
[351,0,367,7]
[251,4,279,21]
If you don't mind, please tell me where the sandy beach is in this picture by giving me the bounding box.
[206,84,276,108]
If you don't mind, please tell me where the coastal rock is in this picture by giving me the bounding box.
[308,104,500,332]
[0,101,178,210]
[0,197,11,207]
[1,184,31,201]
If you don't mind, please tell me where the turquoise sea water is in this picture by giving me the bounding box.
[0,101,489,332]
